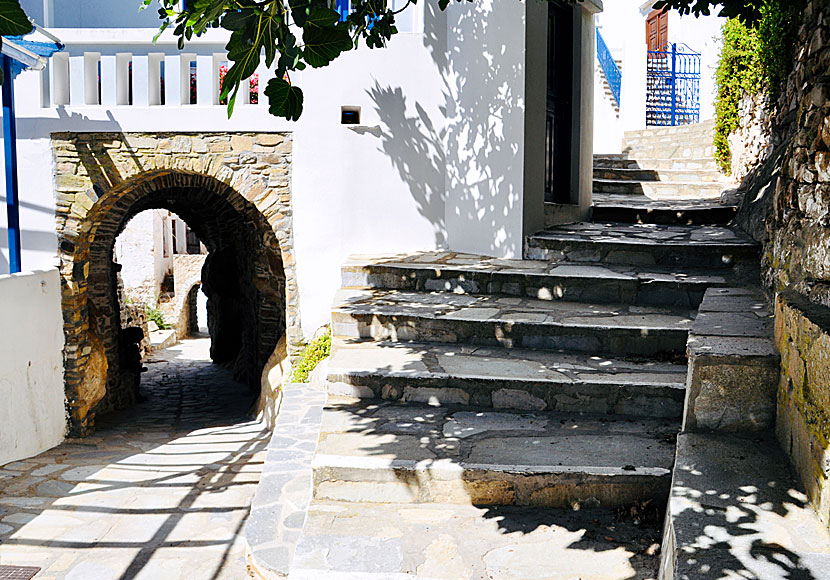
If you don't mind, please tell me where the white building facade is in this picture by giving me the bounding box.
[593,0,723,153]
[1,0,601,435]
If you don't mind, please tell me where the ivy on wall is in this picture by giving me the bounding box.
[714,0,801,174]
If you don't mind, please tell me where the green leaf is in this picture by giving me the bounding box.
[260,12,281,67]
[276,32,301,77]
[264,77,303,121]
[302,25,352,68]
[222,7,257,31]
[153,20,171,43]
[0,0,32,37]
[220,49,260,100]
[305,7,340,28]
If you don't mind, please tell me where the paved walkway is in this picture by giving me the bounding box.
[0,337,268,580]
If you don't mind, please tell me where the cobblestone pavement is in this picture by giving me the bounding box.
[0,337,268,580]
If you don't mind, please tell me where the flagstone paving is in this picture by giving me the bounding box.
[0,337,267,580]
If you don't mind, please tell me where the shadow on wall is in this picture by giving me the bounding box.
[439,0,525,256]
[367,83,447,247]
[365,0,525,256]
[0,228,59,275]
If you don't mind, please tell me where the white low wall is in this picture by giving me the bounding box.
[0,269,66,465]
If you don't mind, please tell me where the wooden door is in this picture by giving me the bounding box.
[646,9,668,52]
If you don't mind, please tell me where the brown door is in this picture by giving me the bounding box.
[646,9,668,51]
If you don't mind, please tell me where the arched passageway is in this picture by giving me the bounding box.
[53,132,300,436]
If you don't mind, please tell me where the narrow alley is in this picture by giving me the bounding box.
[0,337,268,580]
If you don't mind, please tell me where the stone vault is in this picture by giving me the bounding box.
[53,132,300,436]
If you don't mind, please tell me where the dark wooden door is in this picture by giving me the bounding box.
[545,0,573,204]
[646,9,668,51]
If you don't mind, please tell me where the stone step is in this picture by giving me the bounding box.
[594,178,723,198]
[291,501,663,579]
[593,167,723,183]
[331,288,694,357]
[591,194,738,225]
[623,120,715,140]
[312,397,677,508]
[343,252,731,307]
[661,432,830,580]
[623,134,714,147]
[327,339,687,418]
[620,144,715,160]
[524,222,758,278]
[593,156,720,172]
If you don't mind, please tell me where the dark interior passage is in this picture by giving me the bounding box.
[85,177,287,428]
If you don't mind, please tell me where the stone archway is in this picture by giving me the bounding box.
[53,132,301,436]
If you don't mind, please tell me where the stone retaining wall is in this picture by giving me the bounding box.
[53,132,301,435]
[729,1,830,528]
[735,1,830,305]
[775,291,830,528]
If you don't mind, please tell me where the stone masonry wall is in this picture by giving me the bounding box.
[775,291,830,527]
[54,132,301,435]
[732,0,830,527]
[735,1,830,303]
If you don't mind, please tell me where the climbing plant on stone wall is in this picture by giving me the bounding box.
[713,0,801,173]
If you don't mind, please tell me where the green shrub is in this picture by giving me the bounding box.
[714,0,800,174]
[291,328,331,383]
[145,304,170,330]
[714,18,761,173]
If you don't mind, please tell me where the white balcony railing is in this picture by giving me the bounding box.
[43,48,268,109]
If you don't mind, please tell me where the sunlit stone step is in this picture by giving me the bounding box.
[524,222,758,279]
[312,397,677,508]
[342,251,730,307]
[327,339,687,418]
[332,288,695,357]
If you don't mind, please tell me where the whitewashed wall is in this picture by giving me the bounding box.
[594,1,723,152]
[1,0,597,336]
[114,209,177,304]
[0,269,66,465]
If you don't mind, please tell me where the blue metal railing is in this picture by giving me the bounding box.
[335,0,350,21]
[596,28,621,108]
[646,42,701,126]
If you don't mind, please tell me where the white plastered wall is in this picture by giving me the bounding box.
[0,269,66,465]
[594,0,723,153]
[1,0,596,337]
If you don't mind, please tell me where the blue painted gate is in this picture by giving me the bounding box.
[646,43,700,126]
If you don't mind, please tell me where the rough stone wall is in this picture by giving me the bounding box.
[53,132,300,435]
[728,91,775,181]
[162,254,207,339]
[732,0,830,528]
[735,1,830,304]
[775,291,830,527]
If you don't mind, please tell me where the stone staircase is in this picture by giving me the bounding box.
[596,57,623,116]
[592,121,735,226]
[242,118,830,578]
[243,194,761,577]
